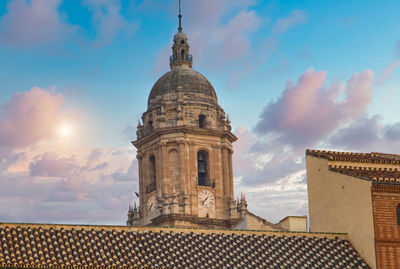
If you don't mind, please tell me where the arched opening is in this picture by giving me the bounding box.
[181,40,185,44]
[147,155,156,193]
[197,151,209,186]
[181,49,185,59]
[397,204,400,226]
[199,115,206,128]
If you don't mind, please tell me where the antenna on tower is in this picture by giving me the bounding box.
[178,0,183,32]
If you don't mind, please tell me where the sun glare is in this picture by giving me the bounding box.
[58,124,71,137]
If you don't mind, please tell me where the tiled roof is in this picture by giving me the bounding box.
[329,165,400,183]
[306,149,400,164]
[0,223,370,268]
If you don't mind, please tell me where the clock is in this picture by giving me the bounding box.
[147,196,159,217]
[198,189,215,209]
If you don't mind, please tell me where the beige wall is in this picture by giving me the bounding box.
[279,216,307,232]
[235,213,276,231]
[306,155,376,268]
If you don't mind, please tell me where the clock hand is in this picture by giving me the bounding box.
[202,197,209,205]
[149,203,153,211]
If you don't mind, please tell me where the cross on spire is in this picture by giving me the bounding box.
[178,0,183,32]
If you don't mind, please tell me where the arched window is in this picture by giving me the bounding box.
[147,155,156,193]
[199,115,206,128]
[181,40,185,44]
[181,49,185,59]
[397,204,400,226]
[197,151,209,186]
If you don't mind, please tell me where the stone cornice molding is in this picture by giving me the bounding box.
[177,140,187,146]
[133,126,237,147]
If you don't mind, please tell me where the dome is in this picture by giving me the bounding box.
[174,32,188,42]
[148,68,218,109]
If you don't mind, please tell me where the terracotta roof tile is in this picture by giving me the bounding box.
[328,165,400,183]
[0,223,370,268]
[306,149,400,164]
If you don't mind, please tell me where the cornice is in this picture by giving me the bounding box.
[133,126,237,148]
[372,184,400,193]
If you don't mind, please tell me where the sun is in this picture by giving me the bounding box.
[58,124,71,137]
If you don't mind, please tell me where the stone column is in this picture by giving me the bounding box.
[209,146,215,184]
[141,152,149,218]
[228,149,234,198]
[161,142,168,194]
[137,153,144,206]
[178,141,186,193]
[222,147,229,197]
[189,142,196,215]
[156,146,163,198]
[214,145,223,196]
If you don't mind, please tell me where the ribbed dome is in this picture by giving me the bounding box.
[148,68,218,109]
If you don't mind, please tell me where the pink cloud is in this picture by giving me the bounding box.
[234,126,255,156]
[153,0,259,72]
[255,68,374,146]
[83,0,138,46]
[152,1,307,88]
[377,61,398,85]
[0,0,76,46]
[233,126,256,178]
[0,146,138,225]
[272,10,307,35]
[0,0,136,48]
[224,10,307,88]
[216,10,261,62]
[29,152,78,177]
[0,87,64,148]
[183,0,256,27]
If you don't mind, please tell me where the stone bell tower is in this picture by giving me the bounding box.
[128,5,239,228]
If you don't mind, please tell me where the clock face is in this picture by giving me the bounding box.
[147,196,158,217]
[198,190,215,209]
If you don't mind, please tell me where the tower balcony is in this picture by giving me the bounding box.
[170,54,193,64]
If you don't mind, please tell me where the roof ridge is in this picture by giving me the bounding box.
[0,222,347,239]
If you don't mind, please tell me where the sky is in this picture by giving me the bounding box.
[1,0,400,225]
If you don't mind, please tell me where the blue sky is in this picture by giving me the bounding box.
[1,0,400,225]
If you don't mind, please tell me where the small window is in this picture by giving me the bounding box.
[197,151,209,186]
[181,40,185,44]
[397,204,400,226]
[199,115,206,128]
[181,49,185,59]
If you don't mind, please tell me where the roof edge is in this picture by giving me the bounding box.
[0,222,348,239]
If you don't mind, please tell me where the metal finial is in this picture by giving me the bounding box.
[178,0,182,32]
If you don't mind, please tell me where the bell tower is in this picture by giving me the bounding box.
[128,2,239,228]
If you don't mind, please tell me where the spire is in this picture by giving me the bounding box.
[170,0,192,69]
[178,0,182,32]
